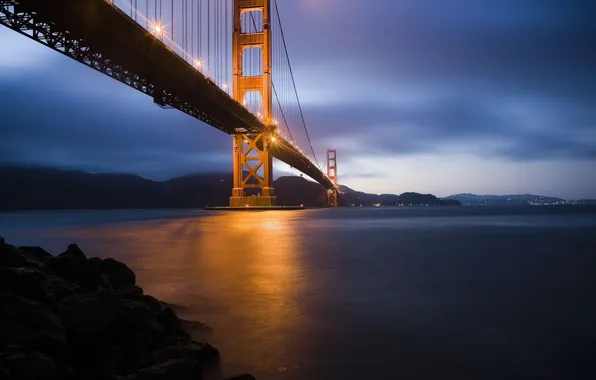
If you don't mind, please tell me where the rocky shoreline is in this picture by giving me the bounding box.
[0,236,254,380]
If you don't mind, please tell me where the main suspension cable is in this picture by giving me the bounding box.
[272,0,320,169]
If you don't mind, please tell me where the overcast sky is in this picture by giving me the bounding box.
[1,0,595,198]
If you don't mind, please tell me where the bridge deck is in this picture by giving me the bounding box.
[0,0,334,189]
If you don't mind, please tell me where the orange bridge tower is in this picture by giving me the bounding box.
[327,149,339,207]
[230,0,276,207]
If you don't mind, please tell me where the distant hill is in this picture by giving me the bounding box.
[0,166,328,210]
[578,199,596,205]
[446,193,592,206]
[339,185,459,207]
[0,165,462,210]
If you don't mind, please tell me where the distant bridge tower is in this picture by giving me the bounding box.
[327,149,339,207]
[230,0,276,207]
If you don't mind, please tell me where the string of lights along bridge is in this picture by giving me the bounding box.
[0,0,339,207]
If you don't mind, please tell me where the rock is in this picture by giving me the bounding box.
[19,246,54,265]
[0,364,8,378]
[58,244,89,267]
[179,319,213,334]
[0,345,57,379]
[58,291,161,339]
[186,342,220,369]
[0,267,54,303]
[101,258,136,290]
[0,242,32,268]
[48,252,109,292]
[226,375,256,380]
[98,273,115,291]
[45,274,78,300]
[58,291,167,375]
[130,358,202,380]
[124,285,145,295]
[0,264,76,302]
[0,238,232,380]
[158,307,180,334]
[0,295,67,367]
[88,257,103,267]
[48,255,85,284]
[146,342,219,370]
[78,265,113,293]
[124,294,162,315]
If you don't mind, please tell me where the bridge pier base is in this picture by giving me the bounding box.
[327,189,339,207]
[230,133,277,207]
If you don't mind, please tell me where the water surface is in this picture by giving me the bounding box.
[2,206,595,379]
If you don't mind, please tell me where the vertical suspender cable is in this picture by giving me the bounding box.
[207,0,210,75]
[191,0,194,60]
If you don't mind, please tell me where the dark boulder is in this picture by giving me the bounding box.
[124,285,145,295]
[88,257,103,267]
[0,264,77,303]
[186,342,220,369]
[0,267,54,303]
[57,291,162,340]
[0,239,232,380]
[0,345,58,380]
[57,244,89,267]
[77,265,114,293]
[128,358,202,380]
[125,294,162,315]
[57,291,167,375]
[179,319,213,334]
[101,258,136,290]
[0,295,67,368]
[158,307,180,334]
[226,375,256,380]
[147,342,219,368]
[48,245,113,293]
[1,242,33,268]
[19,246,54,265]
[47,255,85,284]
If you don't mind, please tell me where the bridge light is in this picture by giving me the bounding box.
[271,137,277,142]
[222,83,228,90]
[154,24,163,35]
[194,59,203,69]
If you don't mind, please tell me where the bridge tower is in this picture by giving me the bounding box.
[327,149,339,207]
[230,0,276,207]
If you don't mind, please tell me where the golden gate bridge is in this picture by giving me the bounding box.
[0,0,340,207]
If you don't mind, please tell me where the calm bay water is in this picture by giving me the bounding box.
[1,206,596,379]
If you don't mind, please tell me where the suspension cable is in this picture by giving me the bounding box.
[272,0,320,169]
[248,12,295,144]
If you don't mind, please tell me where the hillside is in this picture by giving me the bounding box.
[445,193,592,206]
[0,166,462,210]
[0,166,329,210]
[339,185,459,207]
